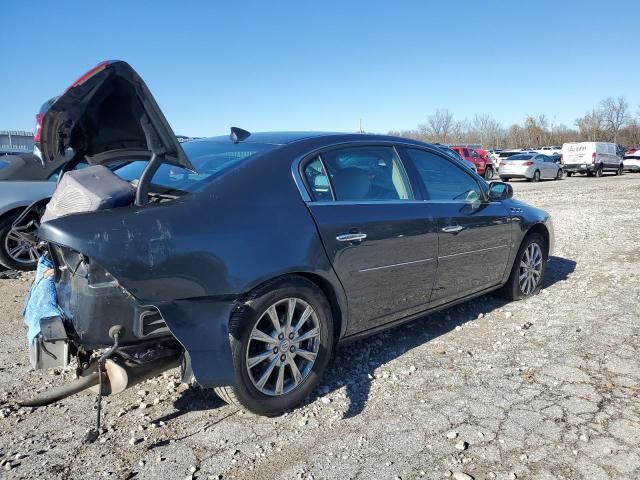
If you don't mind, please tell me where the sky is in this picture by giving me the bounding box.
[2,0,639,137]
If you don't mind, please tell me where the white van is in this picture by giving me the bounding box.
[560,142,623,177]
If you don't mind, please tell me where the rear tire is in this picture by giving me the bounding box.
[214,275,334,416]
[566,171,573,177]
[594,165,603,177]
[499,233,547,301]
[531,170,541,182]
[616,165,623,176]
[555,169,563,180]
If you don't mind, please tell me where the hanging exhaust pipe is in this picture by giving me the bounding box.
[17,354,179,407]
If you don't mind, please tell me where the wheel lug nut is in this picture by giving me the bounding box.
[290,346,295,353]
[280,354,286,362]
[278,333,284,340]
[273,347,278,353]
[288,332,294,339]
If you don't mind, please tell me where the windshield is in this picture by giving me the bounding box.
[113,140,278,192]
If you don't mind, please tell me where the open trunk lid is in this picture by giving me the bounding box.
[40,60,194,171]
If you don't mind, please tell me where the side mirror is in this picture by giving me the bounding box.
[488,181,513,201]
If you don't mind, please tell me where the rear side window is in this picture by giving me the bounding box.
[304,146,413,202]
[303,157,332,201]
[405,149,482,202]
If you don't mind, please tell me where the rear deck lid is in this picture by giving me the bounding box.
[40,61,194,170]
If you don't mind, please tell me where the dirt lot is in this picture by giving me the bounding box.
[0,174,639,480]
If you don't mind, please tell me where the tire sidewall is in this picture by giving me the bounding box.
[228,276,334,415]
[507,233,547,300]
[0,213,36,271]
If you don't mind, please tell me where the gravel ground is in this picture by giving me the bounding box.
[0,174,639,480]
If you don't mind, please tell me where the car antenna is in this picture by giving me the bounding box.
[230,127,251,144]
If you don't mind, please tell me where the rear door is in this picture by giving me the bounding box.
[302,145,438,334]
[400,147,513,306]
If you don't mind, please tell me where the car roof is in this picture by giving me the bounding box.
[189,131,439,149]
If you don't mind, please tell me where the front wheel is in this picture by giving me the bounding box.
[616,165,623,176]
[555,169,563,180]
[0,213,39,271]
[499,233,547,301]
[214,275,334,416]
[483,166,494,180]
[566,171,573,177]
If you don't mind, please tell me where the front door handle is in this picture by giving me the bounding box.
[336,233,367,242]
[441,225,464,233]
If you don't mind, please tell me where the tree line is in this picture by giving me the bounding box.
[389,96,640,149]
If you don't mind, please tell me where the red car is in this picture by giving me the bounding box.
[450,146,494,180]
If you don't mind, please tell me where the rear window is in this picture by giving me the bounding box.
[507,154,534,160]
[499,151,519,158]
[114,140,277,192]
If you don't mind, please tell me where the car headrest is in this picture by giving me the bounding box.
[332,167,370,200]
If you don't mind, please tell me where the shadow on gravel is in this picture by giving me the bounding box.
[159,256,576,423]
[321,255,576,419]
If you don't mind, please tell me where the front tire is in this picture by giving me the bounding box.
[0,212,39,271]
[530,170,541,182]
[483,166,494,180]
[555,169,563,180]
[214,275,334,416]
[616,165,623,176]
[566,171,573,177]
[500,233,547,301]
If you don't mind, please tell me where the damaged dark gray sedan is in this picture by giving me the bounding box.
[23,61,553,417]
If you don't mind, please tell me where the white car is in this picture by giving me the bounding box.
[537,146,562,156]
[560,142,623,177]
[499,153,563,182]
[623,150,640,172]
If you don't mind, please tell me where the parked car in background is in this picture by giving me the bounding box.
[0,151,63,181]
[434,145,478,173]
[623,149,640,172]
[537,146,562,156]
[22,60,554,418]
[499,153,563,182]
[449,146,494,180]
[560,142,623,177]
[495,149,522,165]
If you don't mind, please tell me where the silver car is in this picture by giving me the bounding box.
[498,153,563,182]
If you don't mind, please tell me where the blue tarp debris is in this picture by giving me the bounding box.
[23,257,60,344]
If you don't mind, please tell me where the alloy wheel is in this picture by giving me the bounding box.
[246,298,321,396]
[518,242,543,295]
[4,231,38,265]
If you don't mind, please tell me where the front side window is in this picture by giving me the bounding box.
[405,148,483,202]
[318,146,413,201]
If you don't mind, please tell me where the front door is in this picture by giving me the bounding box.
[401,147,513,305]
[301,146,438,335]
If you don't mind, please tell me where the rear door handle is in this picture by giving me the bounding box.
[336,233,367,242]
[441,225,464,233]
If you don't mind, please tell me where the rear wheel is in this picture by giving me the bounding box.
[531,170,541,182]
[483,166,494,180]
[555,169,563,180]
[500,233,547,301]
[616,165,623,176]
[594,165,603,177]
[0,213,39,271]
[566,171,573,177]
[214,275,334,416]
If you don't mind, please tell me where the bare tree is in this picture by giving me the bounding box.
[600,96,630,143]
[418,109,455,143]
[472,114,503,148]
[575,110,605,142]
